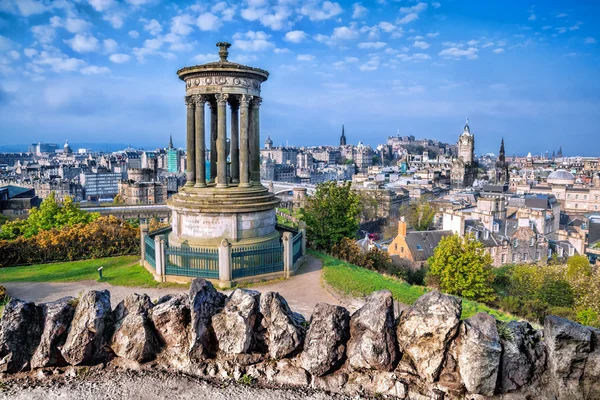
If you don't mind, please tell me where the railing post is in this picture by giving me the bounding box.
[159,237,166,281]
[155,235,164,280]
[299,221,307,256]
[218,238,232,289]
[140,225,148,265]
[283,232,293,278]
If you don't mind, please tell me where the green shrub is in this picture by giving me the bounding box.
[577,308,600,328]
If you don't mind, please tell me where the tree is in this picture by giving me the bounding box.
[301,181,361,252]
[427,234,496,302]
[399,198,435,231]
[566,255,592,280]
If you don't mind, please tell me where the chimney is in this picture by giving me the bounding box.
[398,216,407,238]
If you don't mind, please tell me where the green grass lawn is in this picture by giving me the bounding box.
[0,256,183,288]
[311,249,515,322]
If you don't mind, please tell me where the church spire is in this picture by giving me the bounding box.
[168,133,174,149]
[498,137,505,163]
[340,124,347,146]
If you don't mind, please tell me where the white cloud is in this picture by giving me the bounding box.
[103,13,124,29]
[492,48,504,54]
[426,32,439,38]
[332,26,359,40]
[467,39,479,46]
[8,50,19,60]
[529,14,536,21]
[0,35,15,52]
[109,53,130,63]
[556,13,568,18]
[65,34,99,53]
[170,15,195,36]
[24,48,37,58]
[397,53,430,61]
[31,25,56,44]
[32,49,86,73]
[585,37,596,44]
[439,47,478,60]
[482,42,494,48]
[359,58,379,71]
[81,65,110,75]
[345,56,359,62]
[569,22,583,31]
[143,19,162,36]
[399,2,427,13]
[233,31,274,52]
[299,1,343,21]
[128,30,139,38]
[397,13,418,24]
[125,0,152,6]
[352,3,368,19]
[284,30,307,43]
[358,41,386,49]
[431,2,441,8]
[66,18,91,33]
[274,48,291,54]
[297,54,315,61]
[193,53,216,63]
[197,12,222,31]
[103,39,118,53]
[379,22,396,33]
[88,0,115,12]
[541,25,552,30]
[413,40,430,49]
[0,0,47,16]
[259,5,293,30]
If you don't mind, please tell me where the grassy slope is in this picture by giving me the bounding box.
[312,250,515,321]
[0,256,176,288]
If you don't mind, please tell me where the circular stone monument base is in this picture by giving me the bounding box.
[167,183,281,248]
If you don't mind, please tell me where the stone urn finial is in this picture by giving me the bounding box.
[217,42,231,62]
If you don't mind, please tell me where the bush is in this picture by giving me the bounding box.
[0,216,139,268]
[0,285,6,302]
[577,308,600,328]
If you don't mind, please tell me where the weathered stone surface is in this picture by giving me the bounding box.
[300,303,350,377]
[457,312,501,396]
[312,371,349,392]
[0,299,43,372]
[212,289,260,354]
[347,290,398,372]
[30,297,76,369]
[396,290,461,382]
[498,320,546,393]
[110,293,158,363]
[347,371,408,399]
[266,359,310,387]
[151,294,190,357]
[61,290,112,366]
[544,315,592,399]
[584,328,600,399]
[188,279,226,360]
[437,335,464,395]
[259,291,305,359]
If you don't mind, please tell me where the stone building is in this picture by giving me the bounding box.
[451,119,478,188]
[118,181,167,205]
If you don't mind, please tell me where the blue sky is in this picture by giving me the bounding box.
[0,0,599,156]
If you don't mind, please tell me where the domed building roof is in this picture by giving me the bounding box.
[547,169,575,185]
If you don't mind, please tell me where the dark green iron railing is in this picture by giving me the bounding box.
[231,243,284,279]
[144,235,156,268]
[165,245,219,279]
[292,232,303,265]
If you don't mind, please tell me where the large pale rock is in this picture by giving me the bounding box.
[347,290,398,372]
[498,321,546,393]
[584,328,600,399]
[151,294,190,357]
[396,290,461,382]
[30,297,76,368]
[345,371,408,399]
[300,303,350,377]
[437,335,464,395]
[111,293,158,363]
[544,315,592,399]
[212,289,260,354]
[0,299,43,372]
[188,279,226,360]
[259,291,305,359]
[61,290,112,366]
[458,312,501,396]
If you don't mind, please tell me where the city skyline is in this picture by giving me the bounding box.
[1,0,599,155]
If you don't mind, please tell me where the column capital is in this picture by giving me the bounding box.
[185,95,195,108]
[251,97,262,108]
[192,94,206,106]
[240,94,253,107]
[216,93,229,105]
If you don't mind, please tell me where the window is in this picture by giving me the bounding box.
[512,253,517,263]
[523,253,528,262]
[558,247,564,257]
[501,254,506,264]
[416,245,423,251]
[536,251,541,261]
[556,193,560,199]
[575,203,579,209]
[568,194,571,199]
[576,194,579,200]
[569,247,575,256]
[514,239,519,248]
[401,246,404,254]
[484,230,489,239]
[530,237,535,247]
[394,243,398,251]
[493,223,499,232]
[584,195,588,200]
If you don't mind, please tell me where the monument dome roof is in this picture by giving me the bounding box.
[547,169,575,184]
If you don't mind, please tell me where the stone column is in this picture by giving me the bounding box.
[209,100,218,183]
[218,238,232,288]
[230,98,240,184]
[140,225,148,265]
[282,231,293,278]
[193,95,206,187]
[251,97,262,184]
[216,93,229,188]
[154,235,164,280]
[185,96,195,186]
[239,94,252,188]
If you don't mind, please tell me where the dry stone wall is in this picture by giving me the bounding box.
[0,279,599,399]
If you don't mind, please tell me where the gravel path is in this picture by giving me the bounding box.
[1,256,349,318]
[0,369,353,400]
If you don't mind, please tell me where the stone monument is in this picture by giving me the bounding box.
[168,42,280,249]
